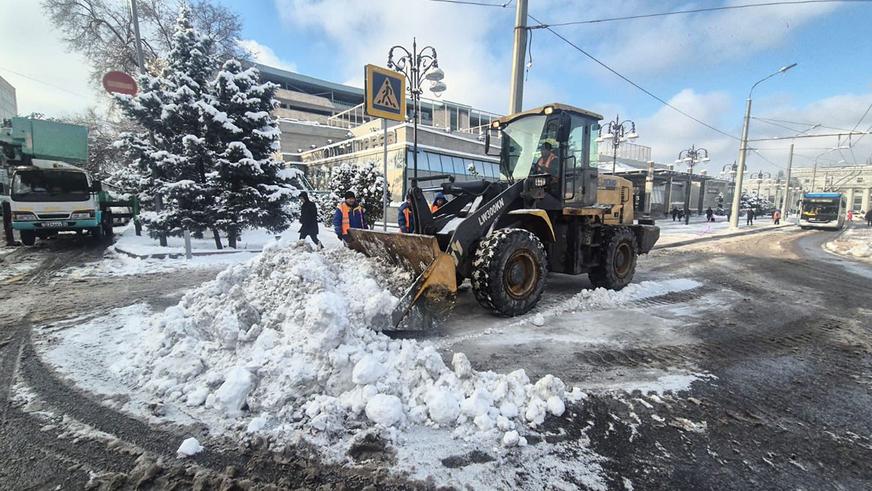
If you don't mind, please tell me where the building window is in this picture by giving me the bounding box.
[858,177,864,183]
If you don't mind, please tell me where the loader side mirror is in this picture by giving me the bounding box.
[484,128,500,157]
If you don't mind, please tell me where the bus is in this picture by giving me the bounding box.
[798,192,846,230]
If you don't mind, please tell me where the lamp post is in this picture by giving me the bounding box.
[730,62,797,229]
[754,171,771,196]
[387,39,446,184]
[676,145,710,225]
[596,115,638,175]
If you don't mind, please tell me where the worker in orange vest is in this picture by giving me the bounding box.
[430,192,447,213]
[398,192,415,233]
[332,191,367,243]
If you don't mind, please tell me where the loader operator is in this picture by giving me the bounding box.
[333,191,367,244]
[431,192,447,213]
[535,141,559,175]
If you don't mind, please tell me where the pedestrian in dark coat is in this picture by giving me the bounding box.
[298,192,322,248]
[746,208,755,225]
[671,207,679,221]
[866,209,872,227]
[705,207,714,222]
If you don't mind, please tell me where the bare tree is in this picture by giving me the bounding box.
[42,0,244,83]
[56,108,139,180]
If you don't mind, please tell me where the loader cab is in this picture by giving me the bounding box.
[492,104,602,210]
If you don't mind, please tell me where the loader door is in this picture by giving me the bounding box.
[564,114,598,207]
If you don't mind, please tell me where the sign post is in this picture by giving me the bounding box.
[364,65,406,232]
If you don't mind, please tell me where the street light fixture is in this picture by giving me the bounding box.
[387,38,446,183]
[676,145,710,225]
[596,115,638,174]
[729,62,797,229]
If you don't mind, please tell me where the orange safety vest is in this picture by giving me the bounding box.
[403,206,412,232]
[537,152,557,172]
[338,202,352,235]
[430,203,440,213]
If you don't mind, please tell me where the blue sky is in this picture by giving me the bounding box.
[1,0,870,172]
[222,0,872,172]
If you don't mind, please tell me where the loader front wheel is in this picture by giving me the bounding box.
[471,228,547,316]
[589,227,638,290]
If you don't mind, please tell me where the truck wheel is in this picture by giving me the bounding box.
[20,230,36,246]
[471,228,547,316]
[589,227,638,290]
[101,211,114,240]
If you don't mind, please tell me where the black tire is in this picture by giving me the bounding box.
[20,230,36,246]
[589,226,638,290]
[101,210,114,240]
[471,228,548,316]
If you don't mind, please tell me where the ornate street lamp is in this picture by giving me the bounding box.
[675,145,710,225]
[387,38,446,183]
[596,115,638,175]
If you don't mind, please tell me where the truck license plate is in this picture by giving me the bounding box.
[42,221,66,228]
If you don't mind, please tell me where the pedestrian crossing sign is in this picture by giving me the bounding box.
[365,64,406,121]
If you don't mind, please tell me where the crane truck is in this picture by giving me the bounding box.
[348,103,659,329]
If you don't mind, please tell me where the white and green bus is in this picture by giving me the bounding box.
[798,192,846,230]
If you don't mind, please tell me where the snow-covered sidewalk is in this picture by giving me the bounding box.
[825,224,872,261]
[656,216,784,246]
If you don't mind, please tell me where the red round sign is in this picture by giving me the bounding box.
[102,71,138,96]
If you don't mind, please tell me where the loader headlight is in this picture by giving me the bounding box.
[71,210,96,220]
[11,211,37,221]
[534,176,547,188]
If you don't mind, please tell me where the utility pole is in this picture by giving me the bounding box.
[130,0,145,70]
[508,0,528,114]
[781,143,793,216]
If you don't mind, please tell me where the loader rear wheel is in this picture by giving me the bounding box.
[589,227,638,290]
[471,228,547,316]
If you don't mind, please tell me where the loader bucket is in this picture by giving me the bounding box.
[347,229,457,329]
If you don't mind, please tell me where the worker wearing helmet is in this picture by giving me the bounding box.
[535,139,559,175]
[431,192,447,213]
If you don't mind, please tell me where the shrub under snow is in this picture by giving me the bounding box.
[114,241,583,447]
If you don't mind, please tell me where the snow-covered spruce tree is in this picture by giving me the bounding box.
[322,162,388,228]
[115,7,221,245]
[206,59,296,248]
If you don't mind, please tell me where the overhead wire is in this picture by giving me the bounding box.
[0,65,91,99]
[526,13,740,141]
[530,0,872,27]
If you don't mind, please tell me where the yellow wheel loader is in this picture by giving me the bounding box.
[349,103,660,329]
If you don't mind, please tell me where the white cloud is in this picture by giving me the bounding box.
[629,88,872,176]
[0,0,100,117]
[539,0,840,78]
[238,39,298,72]
[635,89,736,165]
[273,0,559,114]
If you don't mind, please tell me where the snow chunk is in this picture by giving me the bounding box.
[452,352,472,378]
[426,388,461,424]
[531,313,545,326]
[177,437,203,457]
[352,356,385,385]
[365,394,404,426]
[213,366,254,417]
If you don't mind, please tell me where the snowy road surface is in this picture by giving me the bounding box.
[1,226,872,489]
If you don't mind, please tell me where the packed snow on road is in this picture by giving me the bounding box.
[825,225,872,260]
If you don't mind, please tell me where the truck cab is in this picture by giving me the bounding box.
[8,161,109,245]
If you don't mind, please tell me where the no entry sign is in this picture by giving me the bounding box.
[102,71,138,96]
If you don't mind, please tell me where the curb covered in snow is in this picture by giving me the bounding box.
[112,244,263,260]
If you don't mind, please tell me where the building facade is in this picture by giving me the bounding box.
[0,76,17,122]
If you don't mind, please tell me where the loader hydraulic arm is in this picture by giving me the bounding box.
[445,180,525,270]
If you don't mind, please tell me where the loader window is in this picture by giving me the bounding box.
[500,115,550,180]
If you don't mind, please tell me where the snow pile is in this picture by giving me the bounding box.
[825,226,872,259]
[114,241,583,447]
